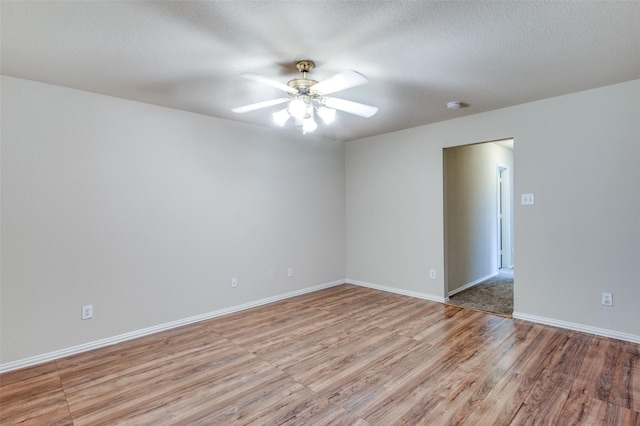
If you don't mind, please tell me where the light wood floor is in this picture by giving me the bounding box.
[1,284,639,425]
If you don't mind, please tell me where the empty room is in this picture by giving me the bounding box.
[1,1,639,425]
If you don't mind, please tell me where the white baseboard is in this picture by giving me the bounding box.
[5,280,637,373]
[447,272,497,297]
[512,311,640,344]
[0,279,345,373]
[346,278,446,304]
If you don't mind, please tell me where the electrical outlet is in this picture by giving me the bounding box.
[231,277,237,288]
[521,193,535,205]
[601,292,613,306]
[430,269,437,279]
[81,305,93,320]
[287,267,293,277]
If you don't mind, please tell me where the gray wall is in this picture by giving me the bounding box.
[346,79,640,338]
[444,142,513,294]
[1,76,346,365]
[3,76,639,367]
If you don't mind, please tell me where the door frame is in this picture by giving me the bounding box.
[496,164,513,269]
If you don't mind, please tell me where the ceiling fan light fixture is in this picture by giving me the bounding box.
[273,108,290,127]
[288,98,307,119]
[317,107,336,124]
[232,60,378,135]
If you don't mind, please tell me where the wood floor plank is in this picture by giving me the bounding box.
[209,306,336,350]
[570,335,623,403]
[325,340,442,411]
[118,365,302,425]
[445,364,510,425]
[0,362,72,426]
[603,403,640,426]
[57,330,239,401]
[609,346,640,411]
[409,305,476,343]
[509,370,572,425]
[457,370,536,426]
[303,333,422,395]
[283,326,395,386]
[247,316,368,369]
[505,324,568,380]
[355,345,479,423]
[557,393,608,425]
[378,302,449,338]
[387,363,506,425]
[65,344,261,424]
[205,300,321,337]
[367,297,439,330]
[2,284,639,425]
[469,319,542,375]
[246,393,360,426]
[293,284,378,311]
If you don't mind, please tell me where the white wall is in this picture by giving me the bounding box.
[444,142,513,293]
[346,79,640,339]
[1,76,346,365]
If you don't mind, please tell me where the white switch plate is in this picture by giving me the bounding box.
[231,277,237,288]
[287,267,293,277]
[521,193,535,205]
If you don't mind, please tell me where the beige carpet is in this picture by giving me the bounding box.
[447,269,514,316]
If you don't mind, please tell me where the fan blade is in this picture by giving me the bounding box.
[323,97,378,118]
[311,70,368,95]
[240,73,297,94]
[231,98,289,114]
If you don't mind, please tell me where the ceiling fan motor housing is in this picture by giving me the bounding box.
[287,78,318,94]
[287,60,319,95]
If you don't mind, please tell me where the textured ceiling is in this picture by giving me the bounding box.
[2,1,639,141]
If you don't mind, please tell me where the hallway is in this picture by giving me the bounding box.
[447,269,514,316]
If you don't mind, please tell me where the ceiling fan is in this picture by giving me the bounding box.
[231,60,378,134]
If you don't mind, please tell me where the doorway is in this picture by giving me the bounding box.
[443,139,514,316]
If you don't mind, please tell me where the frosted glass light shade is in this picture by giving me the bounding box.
[288,98,307,119]
[302,117,317,134]
[272,108,290,126]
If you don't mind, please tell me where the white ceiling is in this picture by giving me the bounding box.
[2,1,639,142]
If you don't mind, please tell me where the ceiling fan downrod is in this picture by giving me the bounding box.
[288,60,318,94]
